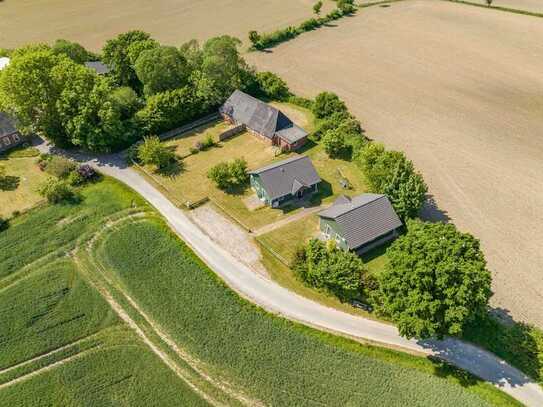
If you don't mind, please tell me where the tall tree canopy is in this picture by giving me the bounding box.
[357,143,427,220]
[51,39,92,64]
[377,220,492,339]
[135,46,190,96]
[102,30,152,90]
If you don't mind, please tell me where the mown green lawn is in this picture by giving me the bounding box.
[94,216,517,407]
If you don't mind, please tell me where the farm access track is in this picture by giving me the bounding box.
[0,210,253,406]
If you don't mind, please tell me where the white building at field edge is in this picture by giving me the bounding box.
[0,57,10,70]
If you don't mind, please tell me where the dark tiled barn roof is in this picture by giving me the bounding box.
[319,194,402,250]
[220,90,307,143]
[0,112,17,137]
[250,155,321,200]
[85,61,111,75]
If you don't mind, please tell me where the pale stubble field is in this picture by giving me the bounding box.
[248,0,543,327]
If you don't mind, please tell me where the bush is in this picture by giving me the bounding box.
[357,143,427,220]
[78,164,97,180]
[313,92,348,119]
[137,136,176,170]
[322,129,349,158]
[293,239,365,301]
[38,178,76,203]
[67,170,85,186]
[37,153,53,171]
[201,135,216,150]
[377,220,492,339]
[255,71,290,101]
[44,156,77,178]
[207,158,248,190]
[0,217,8,232]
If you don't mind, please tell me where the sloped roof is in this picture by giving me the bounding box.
[220,90,307,143]
[250,155,321,200]
[85,61,110,75]
[319,194,402,249]
[0,57,10,71]
[0,112,17,137]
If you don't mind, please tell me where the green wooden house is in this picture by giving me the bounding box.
[318,194,402,254]
[250,155,321,208]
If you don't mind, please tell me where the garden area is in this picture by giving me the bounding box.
[0,147,48,218]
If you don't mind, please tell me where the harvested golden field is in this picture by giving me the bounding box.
[248,0,543,327]
[469,0,543,13]
[0,0,332,51]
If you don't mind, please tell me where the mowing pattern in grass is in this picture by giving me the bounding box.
[95,218,514,406]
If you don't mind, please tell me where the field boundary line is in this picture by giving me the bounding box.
[0,331,104,377]
[0,347,100,390]
[444,0,543,18]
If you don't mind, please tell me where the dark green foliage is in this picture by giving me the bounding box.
[126,38,160,66]
[207,158,248,190]
[464,314,543,384]
[293,239,365,301]
[102,30,152,89]
[357,142,427,220]
[38,178,76,203]
[137,136,176,170]
[51,39,91,64]
[254,71,290,101]
[0,217,7,232]
[136,87,202,134]
[109,86,142,119]
[313,1,324,15]
[313,91,348,119]
[337,0,357,13]
[134,46,190,96]
[377,220,492,339]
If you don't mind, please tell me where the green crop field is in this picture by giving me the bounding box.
[0,178,519,406]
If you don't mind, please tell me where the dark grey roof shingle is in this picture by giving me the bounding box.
[319,194,402,249]
[0,112,17,138]
[220,90,307,144]
[85,61,111,75]
[250,155,321,200]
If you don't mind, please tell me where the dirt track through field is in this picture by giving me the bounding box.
[0,0,332,50]
[248,0,543,327]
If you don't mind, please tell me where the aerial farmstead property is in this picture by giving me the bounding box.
[220,90,308,151]
[318,194,402,254]
[249,155,321,208]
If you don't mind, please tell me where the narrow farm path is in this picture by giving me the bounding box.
[35,140,543,407]
[251,203,329,237]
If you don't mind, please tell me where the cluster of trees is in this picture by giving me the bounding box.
[356,142,427,221]
[0,32,257,152]
[207,158,249,190]
[293,239,367,301]
[376,220,492,339]
[311,92,365,158]
[249,0,356,50]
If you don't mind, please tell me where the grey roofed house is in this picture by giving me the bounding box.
[220,90,308,151]
[84,61,111,75]
[249,155,321,207]
[0,112,24,153]
[318,193,403,253]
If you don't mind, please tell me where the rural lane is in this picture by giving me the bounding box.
[37,141,543,407]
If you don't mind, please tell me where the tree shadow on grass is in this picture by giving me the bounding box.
[0,175,20,191]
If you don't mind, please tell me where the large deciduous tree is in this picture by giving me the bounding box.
[102,30,152,90]
[135,46,190,96]
[377,220,492,339]
[52,39,91,64]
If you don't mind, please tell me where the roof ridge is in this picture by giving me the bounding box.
[320,194,386,219]
[250,155,307,174]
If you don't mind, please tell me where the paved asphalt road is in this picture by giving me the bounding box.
[37,141,543,406]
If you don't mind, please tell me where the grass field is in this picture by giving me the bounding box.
[0,0,336,51]
[248,0,543,328]
[0,150,48,218]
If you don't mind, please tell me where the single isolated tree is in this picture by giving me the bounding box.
[486,0,493,6]
[377,220,492,339]
[312,92,348,119]
[137,136,175,170]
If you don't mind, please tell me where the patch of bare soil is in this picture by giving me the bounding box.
[189,204,269,277]
[248,0,543,327]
